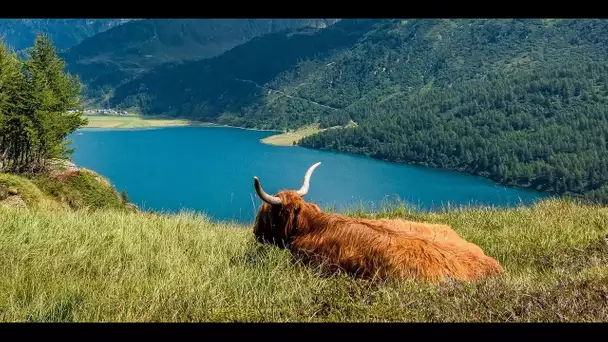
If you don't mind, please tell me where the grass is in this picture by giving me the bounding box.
[84,115,194,129]
[0,173,61,210]
[261,121,358,146]
[1,164,130,213]
[31,170,127,212]
[83,115,359,148]
[261,124,323,146]
[0,195,607,322]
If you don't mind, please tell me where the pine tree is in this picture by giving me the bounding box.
[0,40,32,171]
[25,34,87,169]
[0,34,87,173]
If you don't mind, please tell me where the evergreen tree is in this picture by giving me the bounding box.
[0,34,87,172]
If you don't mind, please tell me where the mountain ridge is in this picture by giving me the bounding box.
[96,19,608,203]
[61,18,340,105]
[0,19,133,52]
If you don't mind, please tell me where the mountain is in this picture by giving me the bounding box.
[106,19,608,203]
[110,19,380,120]
[61,18,339,104]
[0,19,133,52]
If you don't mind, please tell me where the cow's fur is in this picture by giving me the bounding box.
[253,190,503,283]
[361,218,487,256]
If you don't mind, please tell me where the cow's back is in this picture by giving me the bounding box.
[290,215,503,282]
[372,218,486,256]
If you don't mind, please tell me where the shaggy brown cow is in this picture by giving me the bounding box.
[252,162,504,283]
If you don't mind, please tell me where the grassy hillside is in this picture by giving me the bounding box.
[0,193,606,322]
[105,19,608,203]
[0,173,60,210]
[0,162,131,212]
[0,19,132,53]
[62,19,339,105]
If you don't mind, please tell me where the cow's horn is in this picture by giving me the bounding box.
[254,176,282,205]
[296,162,321,197]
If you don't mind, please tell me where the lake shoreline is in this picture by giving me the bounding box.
[79,116,572,203]
[82,115,344,147]
[302,145,582,204]
[82,115,284,143]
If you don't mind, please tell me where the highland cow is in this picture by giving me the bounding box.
[252,162,504,283]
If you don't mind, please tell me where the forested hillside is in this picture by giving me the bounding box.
[109,19,379,121]
[298,19,608,202]
[90,19,608,202]
[0,19,132,53]
[61,18,339,105]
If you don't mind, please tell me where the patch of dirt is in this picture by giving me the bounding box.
[45,159,80,179]
[53,170,81,182]
[0,195,27,208]
[0,184,20,201]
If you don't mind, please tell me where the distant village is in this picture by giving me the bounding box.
[68,108,131,116]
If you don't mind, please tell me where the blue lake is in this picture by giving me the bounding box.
[69,126,549,223]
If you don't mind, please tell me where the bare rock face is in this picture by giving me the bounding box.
[0,19,133,52]
[46,159,80,178]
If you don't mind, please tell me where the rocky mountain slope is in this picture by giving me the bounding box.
[0,19,133,52]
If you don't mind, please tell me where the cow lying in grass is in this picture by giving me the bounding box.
[252,162,504,283]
